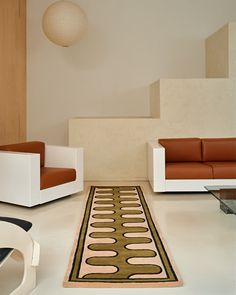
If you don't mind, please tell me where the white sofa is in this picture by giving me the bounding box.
[0,144,83,207]
[148,139,236,192]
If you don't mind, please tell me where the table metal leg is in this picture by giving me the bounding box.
[220,202,234,214]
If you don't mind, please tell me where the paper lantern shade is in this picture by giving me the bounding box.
[42,0,88,47]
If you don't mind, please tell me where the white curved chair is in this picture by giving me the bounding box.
[0,219,40,295]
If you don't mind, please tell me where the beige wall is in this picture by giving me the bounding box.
[70,79,236,180]
[150,80,160,118]
[206,22,236,78]
[27,0,236,145]
[205,24,229,78]
[229,23,236,77]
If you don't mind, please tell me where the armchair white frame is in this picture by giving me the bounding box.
[147,140,236,192]
[0,221,40,295]
[0,145,83,207]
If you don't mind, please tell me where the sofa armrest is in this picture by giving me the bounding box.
[0,151,40,206]
[45,145,83,182]
[147,141,165,192]
[148,140,165,149]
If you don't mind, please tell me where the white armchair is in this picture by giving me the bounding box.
[0,218,40,295]
[0,142,83,207]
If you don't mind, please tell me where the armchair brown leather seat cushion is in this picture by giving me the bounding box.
[166,162,213,179]
[40,167,76,190]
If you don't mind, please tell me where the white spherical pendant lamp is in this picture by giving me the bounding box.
[42,0,88,47]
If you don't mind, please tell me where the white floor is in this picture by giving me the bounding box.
[0,181,236,295]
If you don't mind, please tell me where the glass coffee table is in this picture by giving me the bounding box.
[205,186,236,215]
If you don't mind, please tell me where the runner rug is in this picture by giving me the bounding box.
[64,186,182,288]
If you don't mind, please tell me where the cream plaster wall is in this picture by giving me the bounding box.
[69,118,159,180]
[27,0,236,145]
[69,79,236,180]
[159,79,236,137]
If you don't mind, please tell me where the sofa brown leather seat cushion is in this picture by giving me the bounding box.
[40,167,76,190]
[205,162,236,179]
[0,141,45,167]
[165,162,213,179]
[159,138,202,162]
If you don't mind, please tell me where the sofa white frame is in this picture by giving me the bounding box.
[0,145,83,207]
[0,221,40,295]
[148,140,236,192]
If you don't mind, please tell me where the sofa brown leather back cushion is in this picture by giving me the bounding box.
[159,138,202,162]
[0,141,45,167]
[202,138,236,161]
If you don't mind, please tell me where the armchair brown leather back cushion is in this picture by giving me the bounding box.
[0,141,45,167]
[159,138,202,162]
[202,138,236,161]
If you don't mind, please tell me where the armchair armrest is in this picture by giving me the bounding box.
[45,145,83,182]
[147,140,166,192]
[0,151,40,206]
